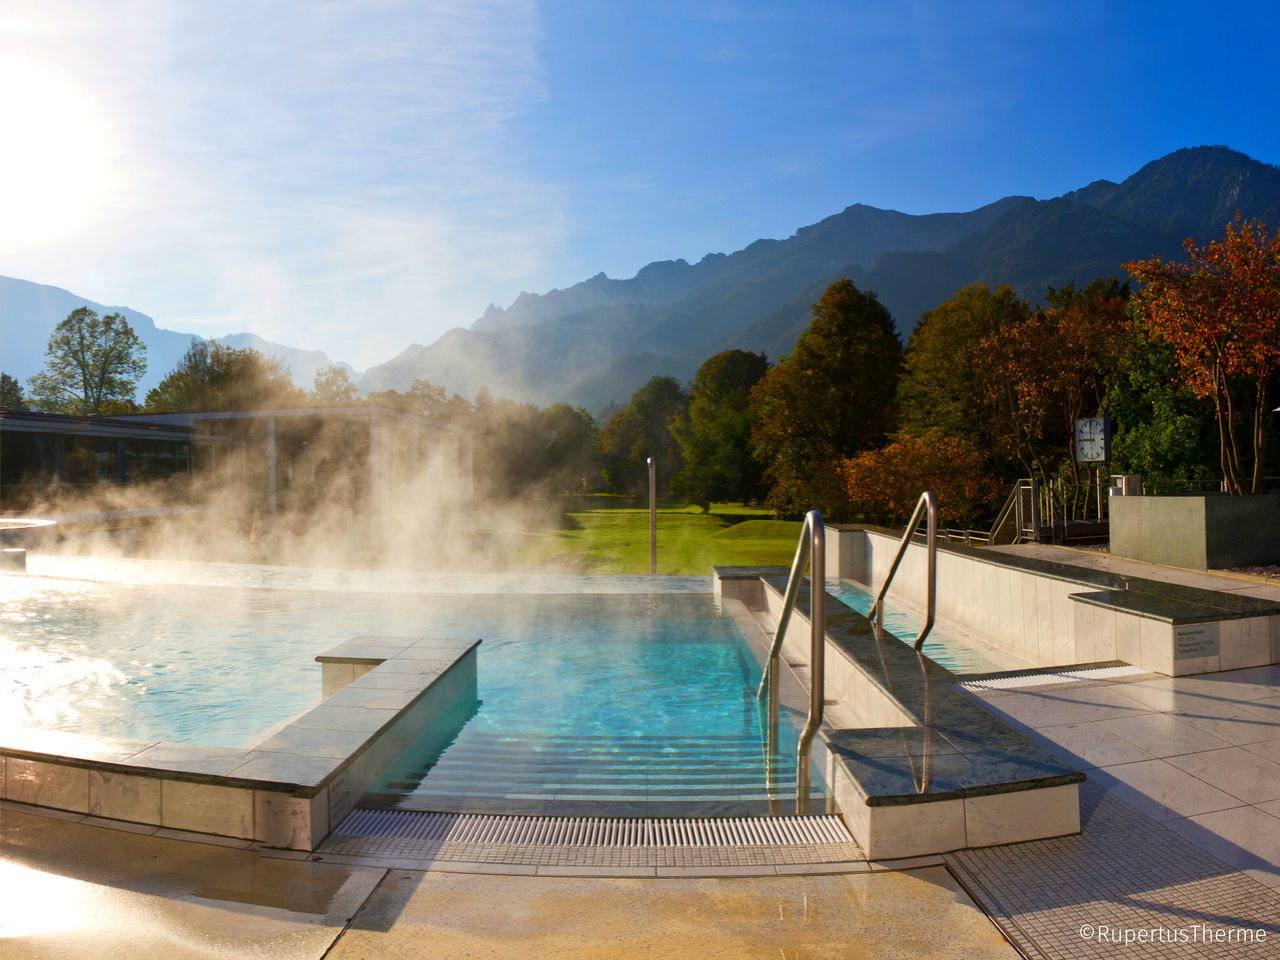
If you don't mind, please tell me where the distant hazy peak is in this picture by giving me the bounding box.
[214,331,361,387]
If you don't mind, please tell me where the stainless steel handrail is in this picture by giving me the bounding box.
[755,509,825,811]
[869,491,938,651]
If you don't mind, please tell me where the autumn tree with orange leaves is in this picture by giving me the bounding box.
[969,279,1130,489]
[1125,217,1280,494]
[842,429,1003,526]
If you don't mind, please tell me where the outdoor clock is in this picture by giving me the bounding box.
[1074,417,1112,463]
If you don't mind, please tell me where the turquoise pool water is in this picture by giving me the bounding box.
[829,580,1025,674]
[367,593,823,816]
[2,559,828,816]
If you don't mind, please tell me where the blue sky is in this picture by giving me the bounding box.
[2,0,1277,370]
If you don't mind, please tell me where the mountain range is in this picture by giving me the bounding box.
[359,146,1280,416]
[3,146,1277,418]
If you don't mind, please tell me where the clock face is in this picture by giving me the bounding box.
[1074,418,1109,462]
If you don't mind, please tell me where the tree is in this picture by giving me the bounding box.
[750,279,902,519]
[352,381,600,500]
[469,391,547,500]
[974,307,1062,486]
[1103,318,1219,488]
[843,430,1004,526]
[897,282,1029,452]
[1125,216,1280,494]
[365,379,474,423]
[541,403,600,495]
[1,373,28,411]
[671,350,770,511]
[599,376,687,495]
[27,308,146,414]
[144,338,301,412]
[971,280,1130,489]
[312,366,359,405]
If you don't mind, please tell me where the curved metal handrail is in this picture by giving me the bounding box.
[755,509,825,810]
[869,491,938,651]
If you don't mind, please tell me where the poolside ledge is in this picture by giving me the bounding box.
[823,525,1280,675]
[1,636,479,852]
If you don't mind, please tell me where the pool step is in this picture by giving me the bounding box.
[374,729,807,806]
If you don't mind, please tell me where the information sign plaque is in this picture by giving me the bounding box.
[1174,623,1219,660]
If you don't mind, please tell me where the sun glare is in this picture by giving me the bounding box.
[0,59,113,244]
[0,860,88,938]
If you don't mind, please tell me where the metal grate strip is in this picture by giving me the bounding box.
[331,809,853,849]
[955,664,1147,692]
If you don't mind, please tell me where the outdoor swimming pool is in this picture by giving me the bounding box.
[2,557,827,816]
[828,580,1028,674]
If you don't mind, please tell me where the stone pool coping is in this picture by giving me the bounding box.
[840,525,1280,625]
[717,543,1280,855]
[813,527,1280,675]
[1,636,479,851]
[762,576,1083,795]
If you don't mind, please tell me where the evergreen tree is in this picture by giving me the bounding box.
[0,373,29,411]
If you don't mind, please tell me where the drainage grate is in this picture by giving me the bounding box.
[334,809,851,846]
[955,665,1147,692]
[318,809,863,867]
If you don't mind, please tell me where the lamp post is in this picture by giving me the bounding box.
[647,457,657,575]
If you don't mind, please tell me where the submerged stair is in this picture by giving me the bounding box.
[362,729,822,817]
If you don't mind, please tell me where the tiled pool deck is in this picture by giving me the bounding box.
[954,664,1280,957]
[968,664,1280,892]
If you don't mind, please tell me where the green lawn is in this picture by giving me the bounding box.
[504,498,803,575]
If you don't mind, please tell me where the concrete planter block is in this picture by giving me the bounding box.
[1110,493,1280,571]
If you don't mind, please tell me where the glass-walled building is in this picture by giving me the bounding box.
[126,406,475,539]
[0,411,228,510]
[2,407,473,554]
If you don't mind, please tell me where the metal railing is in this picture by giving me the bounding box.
[987,482,1025,545]
[988,479,1047,545]
[755,509,825,810]
[940,527,991,546]
[869,491,938,651]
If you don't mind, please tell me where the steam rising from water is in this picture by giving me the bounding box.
[1,559,711,748]
[10,409,585,575]
[1,420,714,748]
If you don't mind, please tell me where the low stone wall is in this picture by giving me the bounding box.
[824,526,1280,676]
[1110,492,1280,571]
[1,636,479,850]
